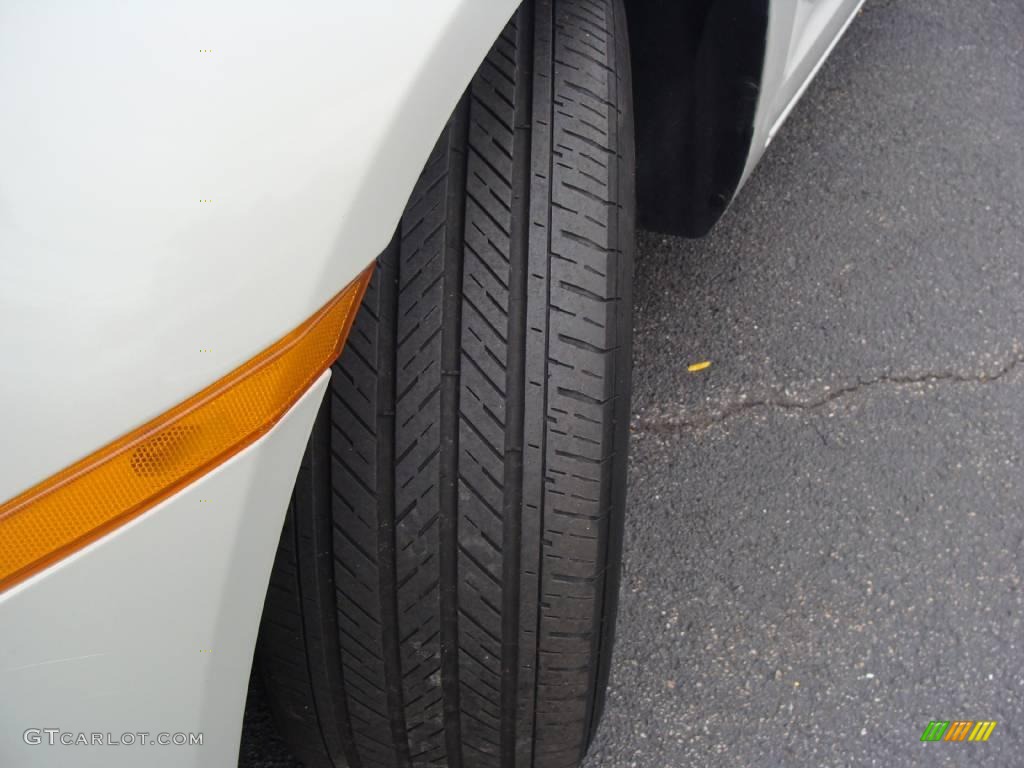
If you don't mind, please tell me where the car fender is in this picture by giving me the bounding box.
[0,0,518,502]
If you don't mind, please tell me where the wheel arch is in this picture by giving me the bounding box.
[624,0,771,236]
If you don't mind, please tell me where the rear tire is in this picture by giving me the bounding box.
[257,1,634,766]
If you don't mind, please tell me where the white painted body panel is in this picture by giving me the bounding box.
[0,373,327,768]
[0,0,519,502]
[740,0,867,187]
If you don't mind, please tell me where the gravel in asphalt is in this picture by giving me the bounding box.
[242,0,1024,765]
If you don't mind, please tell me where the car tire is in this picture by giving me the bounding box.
[256,0,634,766]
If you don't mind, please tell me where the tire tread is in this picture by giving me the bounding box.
[257,2,633,766]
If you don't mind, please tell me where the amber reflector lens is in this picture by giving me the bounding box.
[0,266,373,593]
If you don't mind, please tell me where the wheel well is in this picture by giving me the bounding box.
[624,0,770,236]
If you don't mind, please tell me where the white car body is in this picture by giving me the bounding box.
[0,1,863,765]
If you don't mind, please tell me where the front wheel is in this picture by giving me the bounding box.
[257,1,634,765]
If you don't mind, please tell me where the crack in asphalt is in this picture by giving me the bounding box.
[632,353,1024,433]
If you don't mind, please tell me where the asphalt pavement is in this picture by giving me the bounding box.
[242,0,1024,765]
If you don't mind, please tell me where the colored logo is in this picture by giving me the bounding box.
[920,721,997,742]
